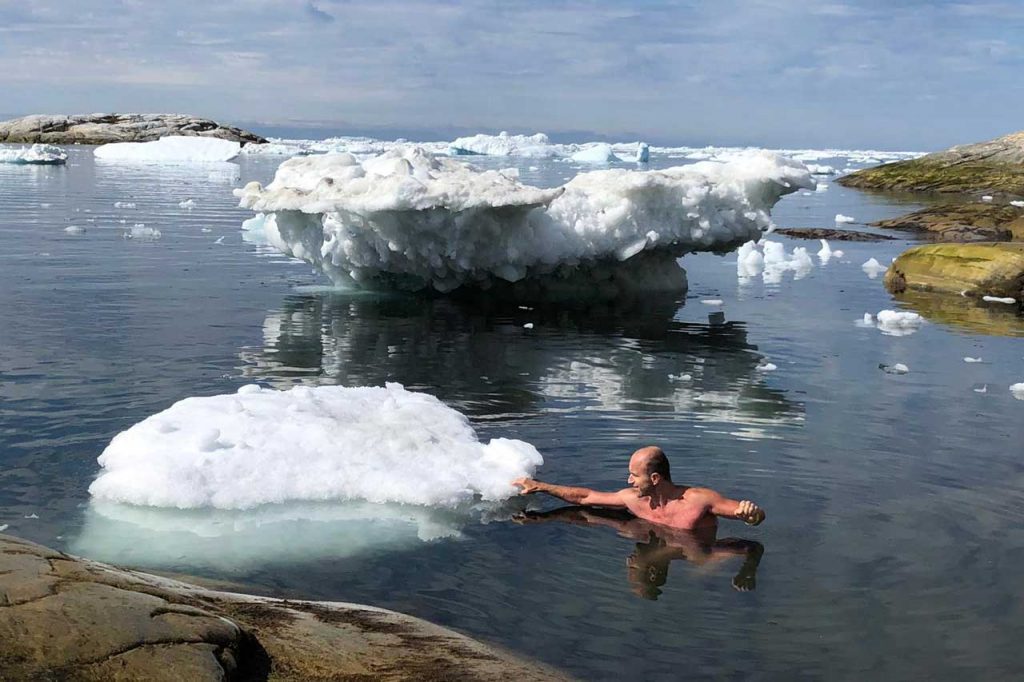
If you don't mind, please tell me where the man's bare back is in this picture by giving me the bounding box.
[513,446,765,532]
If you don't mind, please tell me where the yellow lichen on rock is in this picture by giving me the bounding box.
[884,242,1024,299]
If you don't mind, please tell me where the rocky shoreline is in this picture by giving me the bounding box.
[0,114,266,146]
[0,533,572,681]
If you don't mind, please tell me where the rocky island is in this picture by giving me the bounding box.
[0,113,266,146]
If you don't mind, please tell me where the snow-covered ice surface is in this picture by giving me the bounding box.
[449,132,561,158]
[0,143,67,165]
[95,136,241,163]
[236,146,812,294]
[88,383,542,510]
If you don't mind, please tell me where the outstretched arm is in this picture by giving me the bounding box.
[513,478,630,508]
[707,492,766,526]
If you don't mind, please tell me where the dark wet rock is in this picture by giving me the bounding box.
[837,131,1024,195]
[772,227,897,241]
[0,533,572,681]
[870,202,1024,242]
[884,242,1024,303]
[0,114,266,145]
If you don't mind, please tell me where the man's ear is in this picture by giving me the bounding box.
[650,472,661,485]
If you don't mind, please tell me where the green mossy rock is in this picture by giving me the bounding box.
[871,203,1024,242]
[838,131,1024,195]
[884,243,1024,301]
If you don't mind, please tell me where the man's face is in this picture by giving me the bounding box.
[627,456,656,497]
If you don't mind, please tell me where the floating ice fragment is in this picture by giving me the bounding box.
[835,214,855,224]
[635,142,650,163]
[179,199,196,209]
[1010,383,1024,399]
[214,236,225,244]
[875,309,923,335]
[571,143,621,164]
[201,227,212,233]
[981,195,993,202]
[114,201,136,209]
[816,183,829,193]
[974,385,987,393]
[701,299,724,306]
[668,373,692,381]
[0,524,7,532]
[24,513,38,519]
[756,363,777,372]
[862,258,887,279]
[982,295,1016,304]
[833,249,844,258]
[880,363,909,374]
[88,383,543,509]
[817,239,832,263]
[64,225,86,235]
[0,143,67,164]
[95,136,240,163]
[1011,200,1024,208]
[523,323,534,329]
[123,225,161,240]
[963,357,983,363]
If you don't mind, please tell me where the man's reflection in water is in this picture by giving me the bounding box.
[515,507,764,600]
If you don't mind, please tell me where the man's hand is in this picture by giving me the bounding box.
[513,477,542,495]
[736,500,765,526]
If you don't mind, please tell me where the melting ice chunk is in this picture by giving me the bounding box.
[862,258,887,279]
[88,383,543,509]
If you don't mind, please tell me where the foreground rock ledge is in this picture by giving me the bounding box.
[884,242,1024,300]
[0,534,572,681]
[0,114,266,145]
[838,130,1024,195]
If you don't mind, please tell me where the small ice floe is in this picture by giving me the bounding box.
[523,322,534,329]
[963,356,983,363]
[518,305,533,310]
[982,295,1016,304]
[1010,383,1024,399]
[0,524,7,532]
[816,183,829,193]
[980,195,993,202]
[201,227,212,233]
[24,513,39,519]
[635,142,650,163]
[123,224,162,240]
[214,236,225,244]
[0,143,67,165]
[701,299,724,306]
[1011,200,1024,208]
[40,202,51,208]
[756,362,777,372]
[862,257,888,279]
[114,201,136,209]
[817,239,834,264]
[880,363,909,375]
[737,239,813,282]
[668,373,692,382]
[63,225,86,235]
[179,198,196,209]
[974,385,988,393]
[835,214,855,224]
[875,309,923,336]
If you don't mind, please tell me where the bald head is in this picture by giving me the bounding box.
[630,446,672,482]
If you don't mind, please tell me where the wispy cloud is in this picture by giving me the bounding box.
[0,0,1021,148]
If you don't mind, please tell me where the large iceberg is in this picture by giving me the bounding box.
[0,143,67,165]
[88,382,541,510]
[236,146,812,294]
[94,135,241,163]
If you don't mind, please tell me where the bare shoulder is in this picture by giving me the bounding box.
[681,486,722,502]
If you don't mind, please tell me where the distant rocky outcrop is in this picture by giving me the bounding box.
[772,227,896,241]
[871,202,1024,242]
[0,114,267,145]
[884,242,1024,301]
[0,533,572,681]
[838,131,1024,195]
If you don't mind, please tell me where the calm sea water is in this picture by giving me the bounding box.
[2,146,1023,680]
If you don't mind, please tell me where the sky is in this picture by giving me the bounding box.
[1,0,1022,150]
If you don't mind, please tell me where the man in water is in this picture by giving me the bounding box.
[513,445,765,530]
